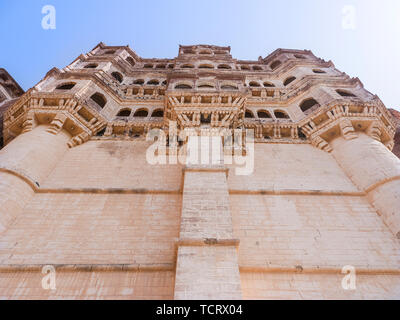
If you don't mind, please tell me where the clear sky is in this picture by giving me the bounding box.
[0,0,399,110]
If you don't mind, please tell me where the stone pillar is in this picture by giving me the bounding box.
[174,135,242,300]
[0,125,71,233]
[331,132,400,238]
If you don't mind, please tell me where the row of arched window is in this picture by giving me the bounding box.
[245,109,290,120]
[143,63,175,69]
[299,90,357,114]
[247,76,296,88]
[247,69,326,89]
[247,81,275,88]
[52,78,358,115]
[174,83,239,90]
[181,48,228,55]
[116,108,164,118]
[180,63,231,70]
[132,79,167,86]
[83,58,172,70]
[269,54,307,71]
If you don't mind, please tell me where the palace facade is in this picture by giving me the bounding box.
[0,43,399,299]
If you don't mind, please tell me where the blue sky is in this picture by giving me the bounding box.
[0,0,399,110]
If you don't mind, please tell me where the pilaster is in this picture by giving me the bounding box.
[174,136,242,300]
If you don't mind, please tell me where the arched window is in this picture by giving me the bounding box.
[147,79,160,85]
[181,64,195,69]
[253,66,262,71]
[151,109,164,117]
[126,57,135,67]
[294,54,306,59]
[241,65,250,70]
[168,64,174,69]
[143,64,153,69]
[336,89,357,97]
[257,110,272,118]
[201,114,211,124]
[283,76,296,86]
[183,49,195,54]
[221,85,238,90]
[56,82,76,90]
[218,64,231,70]
[175,83,192,89]
[249,81,261,87]
[104,50,115,54]
[133,109,148,117]
[161,80,167,86]
[90,93,107,109]
[198,84,215,89]
[111,72,123,83]
[84,63,98,69]
[263,81,275,87]
[274,110,290,119]
[199,64,214,69]
[133,79,144,85]
[245,110,255,118]
[313,69,326,74]
[300,98,319,113]
[117,108,131,117]
[199,50,212,55]
[156,64,166,69]
[270,60,281,70]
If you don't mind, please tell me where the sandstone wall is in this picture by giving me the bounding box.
[0,270,174,300]
[0,193,181,265]
[0,140,399,299]
[228,143,358,192]
[241,273,400,300]
[43,140,183,191]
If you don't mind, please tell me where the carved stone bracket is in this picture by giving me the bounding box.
[339,118,357,140]
[46,113,68,135]
[21,110,36,134]
[67,132,90,148]
[366,121,382,142]
[310,135,332,153]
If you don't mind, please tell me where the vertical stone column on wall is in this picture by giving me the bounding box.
[174,135,242,300]
[330,126,400,239]
[0,123,71,233]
